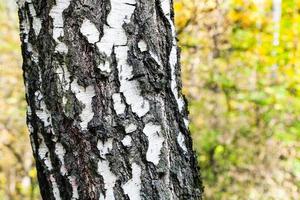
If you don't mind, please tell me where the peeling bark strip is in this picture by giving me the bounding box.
[18,0,203,199]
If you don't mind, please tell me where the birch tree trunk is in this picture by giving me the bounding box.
[17,0,203,199]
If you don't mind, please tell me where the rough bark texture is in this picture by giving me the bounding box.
[17,0,203,199]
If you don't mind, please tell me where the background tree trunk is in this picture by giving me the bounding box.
[17,0,203,199]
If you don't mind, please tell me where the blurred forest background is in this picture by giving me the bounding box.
[0,0,300,199]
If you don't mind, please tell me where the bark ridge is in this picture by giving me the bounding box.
[17,0,203,199]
